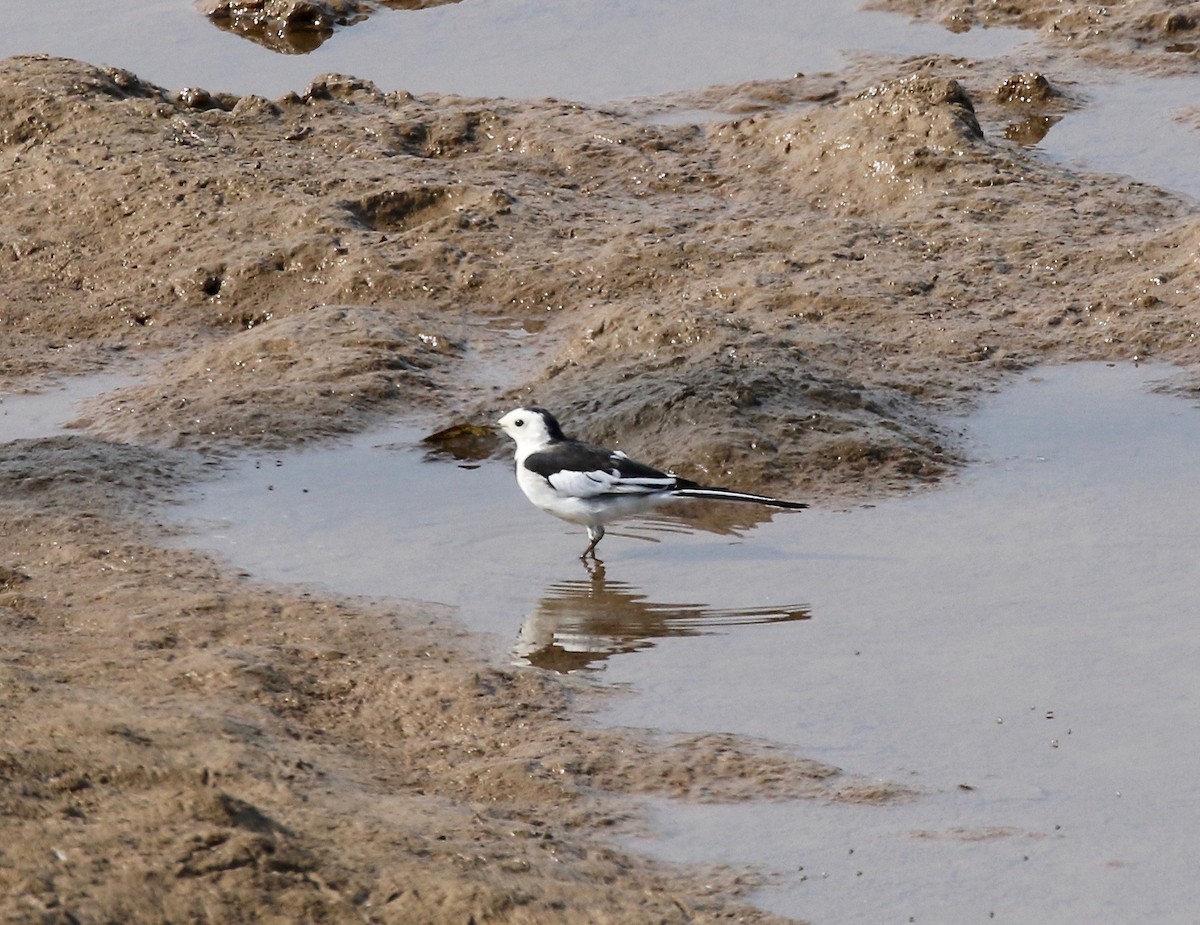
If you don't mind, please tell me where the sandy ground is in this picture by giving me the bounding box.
[3,2,1200,920]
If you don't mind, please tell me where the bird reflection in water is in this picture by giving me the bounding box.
[515,560,811,673]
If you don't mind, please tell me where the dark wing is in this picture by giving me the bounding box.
[524,440,680,499]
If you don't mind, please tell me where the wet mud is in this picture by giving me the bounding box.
[875,0,1200,73]
[3,0,1200,919]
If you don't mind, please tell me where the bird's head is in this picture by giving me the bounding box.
[497,407,564,449]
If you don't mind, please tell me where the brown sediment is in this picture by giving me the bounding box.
[5,54,1198,495]
[1,17,1199,920]
[872,0,1200,74]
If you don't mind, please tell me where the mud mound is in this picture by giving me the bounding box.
[0,57,529,351]
[874,0,1200,72]
[713,75,989,212]
[2,54,1200,483]
[504,303,953,495]
[73,305,460,447]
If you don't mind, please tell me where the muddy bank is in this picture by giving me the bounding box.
[1,436,902,923]
[4,54,1199,494]
[201,0,1200,70]
[2,37,1200,924]
[875,0,1200,73]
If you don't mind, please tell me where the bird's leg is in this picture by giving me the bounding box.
[581,525,605,559]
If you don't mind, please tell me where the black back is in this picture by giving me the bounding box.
[527,407,567,441]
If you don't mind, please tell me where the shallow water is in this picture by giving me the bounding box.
[167,423,816,662]
[0,0,1021,101]
[5,2,1200,197]
[1037,70,1200,199]
[162,361,1200,923]
[5,363,1200,921]
[600,362,1200,924]
[0,374,137,442]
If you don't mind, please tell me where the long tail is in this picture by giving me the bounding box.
[671,486,808,510]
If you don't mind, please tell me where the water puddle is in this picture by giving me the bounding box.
[1036,71,1200,199]
[4,362,1197,921]
[0,374,138,442]
[516,563,811,672]
[0,0,1024,101]
[597,362,1200,924]
[5,2,1200,196]
[168,361,1200,922]
[170,423,813,664]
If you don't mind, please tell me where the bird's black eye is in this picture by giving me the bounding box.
[514,418,524,427]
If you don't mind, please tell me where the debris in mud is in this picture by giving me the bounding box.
[995,71,1059,104]
[200,0,361,53]
[199,0,465,53]
[993,71,1076,145]
[421,420,500,461]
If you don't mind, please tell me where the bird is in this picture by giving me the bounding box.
[497,407,808,558]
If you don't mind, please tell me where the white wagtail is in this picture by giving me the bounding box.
[498,407,808,558]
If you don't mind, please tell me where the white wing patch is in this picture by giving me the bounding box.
[547,466,675,498]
